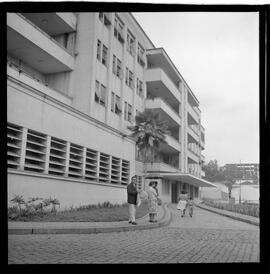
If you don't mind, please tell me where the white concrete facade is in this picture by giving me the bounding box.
[7,12,210,208]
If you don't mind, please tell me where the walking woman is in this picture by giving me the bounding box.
[177,190,188,217]
[147,181,158,223]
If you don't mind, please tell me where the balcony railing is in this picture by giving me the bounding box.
[145,68,181,103]
[7,62,72,105]
[145,97,181,125]
[17,13,74,57]
[188,125,200,137]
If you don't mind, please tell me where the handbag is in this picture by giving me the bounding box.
[157,197,162,206]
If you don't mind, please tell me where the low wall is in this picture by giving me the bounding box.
[8,171,128,210]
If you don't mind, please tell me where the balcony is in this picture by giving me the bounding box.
[7,13,75,74]
[146,162,179,173]
[201,154,206,163]
[187,149,200,164]
[145,68,181,104]
[187,103,200,124]
[145,98,181,127]
[200,126,205,149]
[188,125,200,141]
[7,63,72,105]
[157,134,181,155]
[20,13,77,36]
[146,48,181,89]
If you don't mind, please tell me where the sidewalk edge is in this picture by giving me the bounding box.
[196,203,259,226]
[8,203,172,235]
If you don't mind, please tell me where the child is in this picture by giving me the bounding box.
[187,196,194,217]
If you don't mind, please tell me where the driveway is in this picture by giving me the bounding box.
[8,204,259,264]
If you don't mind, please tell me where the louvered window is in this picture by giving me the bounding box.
[85,148,98,180]
[99,153,110,183]
[111,157,121,184]
[7,123,23,169]
[121,160,129,185]
[68,143,83,178]
[25,129,46,173]
[49,137,67,176]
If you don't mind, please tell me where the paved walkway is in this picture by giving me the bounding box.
[8,204,259,264]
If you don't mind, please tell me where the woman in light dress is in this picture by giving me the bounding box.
[147,181,159,223]
[177,190,188,217]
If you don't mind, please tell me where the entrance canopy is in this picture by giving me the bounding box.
[146,172,217,188]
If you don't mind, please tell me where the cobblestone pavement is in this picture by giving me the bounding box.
[8,205,259,264]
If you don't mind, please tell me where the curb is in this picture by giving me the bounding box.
[8,203,172,235]
[195,203,259,226]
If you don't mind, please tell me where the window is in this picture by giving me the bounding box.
[111,92,115,112]
[125,67,134,89]
[112,55,116,75]
[128,104,132,122]
[69,143,83,178]
[99,12,111,28]
[114,16,125,44]
[125,67,129,85]
[115,95,121,115]
[7,122,130,186]
[128,70,134,89]
[136,78,143,98]
[97,40,101,61]
[137,43,145,67]
[7,123,23,170]
[102,45,108,67]
[111,157,121,184]
[121,160,129,185]
[95,80,106,106]
[85,148,98,180]
[49,137,67,176]
[100,84,106,106]
[116,58,122,79]
[25,129,46,173]
[99,153,110,183]
[99,12,103,21]
[137,176,143,191]
[124,101,128,121]
[127,31,135,56]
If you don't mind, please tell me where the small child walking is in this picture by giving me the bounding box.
[187,196,194,217]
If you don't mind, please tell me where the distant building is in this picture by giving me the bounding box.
[223,163,259,184]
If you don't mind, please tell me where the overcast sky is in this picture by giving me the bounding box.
[133,12,259,166]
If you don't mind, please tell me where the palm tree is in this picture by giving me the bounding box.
[128,109,169,189]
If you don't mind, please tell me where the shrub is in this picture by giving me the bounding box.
[201,198,259,217]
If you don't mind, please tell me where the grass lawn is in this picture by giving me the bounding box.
[9,201,149,222]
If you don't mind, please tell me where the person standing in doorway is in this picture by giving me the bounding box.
[127,175,138,225]
[177,190,188,217]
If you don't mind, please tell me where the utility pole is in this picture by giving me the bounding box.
[239,160,242,204]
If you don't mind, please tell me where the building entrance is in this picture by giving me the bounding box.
[171,182,178,203]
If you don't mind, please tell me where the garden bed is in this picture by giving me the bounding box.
[8,200,149,222]
[201,198,259,217]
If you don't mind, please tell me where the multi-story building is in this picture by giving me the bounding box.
[223,163,259,184]
[7,12,215,208]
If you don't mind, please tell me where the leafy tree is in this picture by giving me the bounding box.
[128,109,169,188]
[202,159,225,182]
